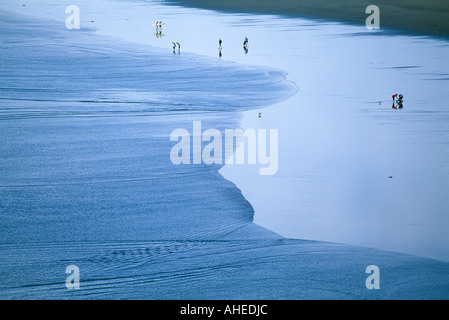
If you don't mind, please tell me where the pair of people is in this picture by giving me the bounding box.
[392,93,404,109]
[172,42,181,52]
[217,37,248,48]
[217,37,248,51]
[155,21,163,35]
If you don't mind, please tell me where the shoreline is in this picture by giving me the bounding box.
[206,7,449,261]
[6,0,448,262]
[163,0,449,38]
[2,1,449,299]
[0,7,293,243]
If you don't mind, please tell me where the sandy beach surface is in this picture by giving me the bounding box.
[1,0,449,300]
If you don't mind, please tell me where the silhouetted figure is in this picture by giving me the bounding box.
[396,94,403,108]
[243,37,249,54]
[155,21,163,33]
[392,93,404,109]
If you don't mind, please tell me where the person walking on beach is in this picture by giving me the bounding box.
[176,42,181,53]
[218,38,222,51]
[392,93,398,109]
[392,93,404,109]
[172,42,176,52]
[243,37,249,54]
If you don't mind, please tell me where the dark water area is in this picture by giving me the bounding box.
[162,0,449,39]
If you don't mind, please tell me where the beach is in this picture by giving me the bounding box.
[165,0,449,38]
[1,0,449,300]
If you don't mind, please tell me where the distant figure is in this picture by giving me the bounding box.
[155,21,163,34]
[396,94,403,108]
[258,112,261,118]
[176,42,181,53]
[392,93,404,109]
[172,42,176,52]
[218,38,222,51]
[392,94,397,109]
[243,37,249,54]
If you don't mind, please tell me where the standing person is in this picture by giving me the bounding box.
[392,93,397,108]
[243,37,249,54]
[172,42,176,52]
[218,38,222,51]
[159,21,163,33]
[176,42,181,53]
[397,94,404,108]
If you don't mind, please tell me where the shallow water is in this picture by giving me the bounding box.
[218,17,449,261]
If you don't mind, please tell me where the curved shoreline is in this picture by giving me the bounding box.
[157,0,449,261]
